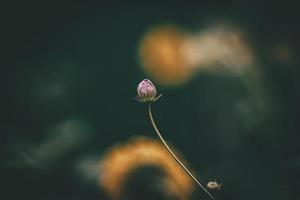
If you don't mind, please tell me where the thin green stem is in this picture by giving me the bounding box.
[148,103,215,200]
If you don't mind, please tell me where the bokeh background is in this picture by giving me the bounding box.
[1,1,300,200]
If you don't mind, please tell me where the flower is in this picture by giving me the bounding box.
[136,79,162,103]
[98,137,194,200]
[138,25,195,86]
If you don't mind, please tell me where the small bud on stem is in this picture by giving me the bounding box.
[136,79,162,103]
[135,79,215,200]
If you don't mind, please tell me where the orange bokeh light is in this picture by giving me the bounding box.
[138,25,195,86]
[98,137,194,200]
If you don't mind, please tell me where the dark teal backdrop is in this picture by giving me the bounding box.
[1,1,300,200]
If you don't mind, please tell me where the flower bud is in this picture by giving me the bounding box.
[136,79,162,103]
[206,181,221,190]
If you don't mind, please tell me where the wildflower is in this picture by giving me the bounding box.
[136,79,162,103]
[98,137,194,200]
[135,79,215,200]
[138,25,194,86]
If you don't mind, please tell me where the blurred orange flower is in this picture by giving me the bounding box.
[138,23,256,87]
[138,25,195,86]
[98,137,194,200]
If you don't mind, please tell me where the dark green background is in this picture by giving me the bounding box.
[1,1,299,200]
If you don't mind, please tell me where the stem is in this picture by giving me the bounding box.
[148,103,215,200]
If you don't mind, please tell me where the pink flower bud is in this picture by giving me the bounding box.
[136,79,162,103]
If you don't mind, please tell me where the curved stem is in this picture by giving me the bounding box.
[148,103,215,200]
